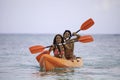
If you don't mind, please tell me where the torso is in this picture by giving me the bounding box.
[53,45,65,58]
[64,40,74,59]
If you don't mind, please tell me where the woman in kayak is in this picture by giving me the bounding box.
[49,34,66,59]
[63,30,80,61]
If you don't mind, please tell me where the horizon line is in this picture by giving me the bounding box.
[0,33,120,35]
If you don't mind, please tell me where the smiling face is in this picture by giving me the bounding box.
[63,32,71,40]
[53,34,64,44]
[55,35,62,44]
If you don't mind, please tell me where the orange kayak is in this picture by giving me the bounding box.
[36,52,83,71]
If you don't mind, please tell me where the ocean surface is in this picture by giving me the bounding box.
[0,34,120,80]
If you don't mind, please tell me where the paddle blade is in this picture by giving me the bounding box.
[36,50,50,62]
[29,45,45,54]
[79,35,94,43]
[80,18,94,30]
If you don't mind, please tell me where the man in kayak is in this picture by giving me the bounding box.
[63,30,80,61]
[49,34,66,59]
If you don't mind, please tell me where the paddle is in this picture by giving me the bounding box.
[29,18,94,54]
[29,45,51,54]
[29,35,94,54]
[35,35,94,62]
[79,35,94,43]
[76,18,94,33]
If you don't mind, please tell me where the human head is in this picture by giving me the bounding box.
[53,34,64,44]
[63,30,71,40]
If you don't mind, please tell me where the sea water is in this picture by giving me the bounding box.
[0,34,120,80]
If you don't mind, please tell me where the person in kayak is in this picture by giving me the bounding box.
[63,30,80,61]
[49,34,66,59]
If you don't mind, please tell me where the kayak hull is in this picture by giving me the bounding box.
[38,54,83,71]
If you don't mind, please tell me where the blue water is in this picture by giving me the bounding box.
[0,34,120,80]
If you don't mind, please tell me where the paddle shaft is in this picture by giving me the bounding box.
[76,29,80,33]
[29,18,94,54]
[45,45,51,48]
[39,35,93,49]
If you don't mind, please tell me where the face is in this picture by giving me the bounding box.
[55,35,62,44]
[64,32,70,39]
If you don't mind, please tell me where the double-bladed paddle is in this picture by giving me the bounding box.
[29,18,94,54]
[29,35,94,54]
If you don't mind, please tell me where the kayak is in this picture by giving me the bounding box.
[37,53,83,71]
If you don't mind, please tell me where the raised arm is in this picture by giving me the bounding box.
[71,32,81,42]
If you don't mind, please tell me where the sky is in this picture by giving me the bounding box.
[0,0,120,34]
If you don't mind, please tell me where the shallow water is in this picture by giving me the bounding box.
[0,34,120,80]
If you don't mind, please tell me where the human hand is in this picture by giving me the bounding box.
[72,32,77,36]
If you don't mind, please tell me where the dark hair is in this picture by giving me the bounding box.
[53,34,64,44]
[53,34,64,52]
[63,30,72,39]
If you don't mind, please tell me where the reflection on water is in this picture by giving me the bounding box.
[32,68,93,80]
[33,68,75,76]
